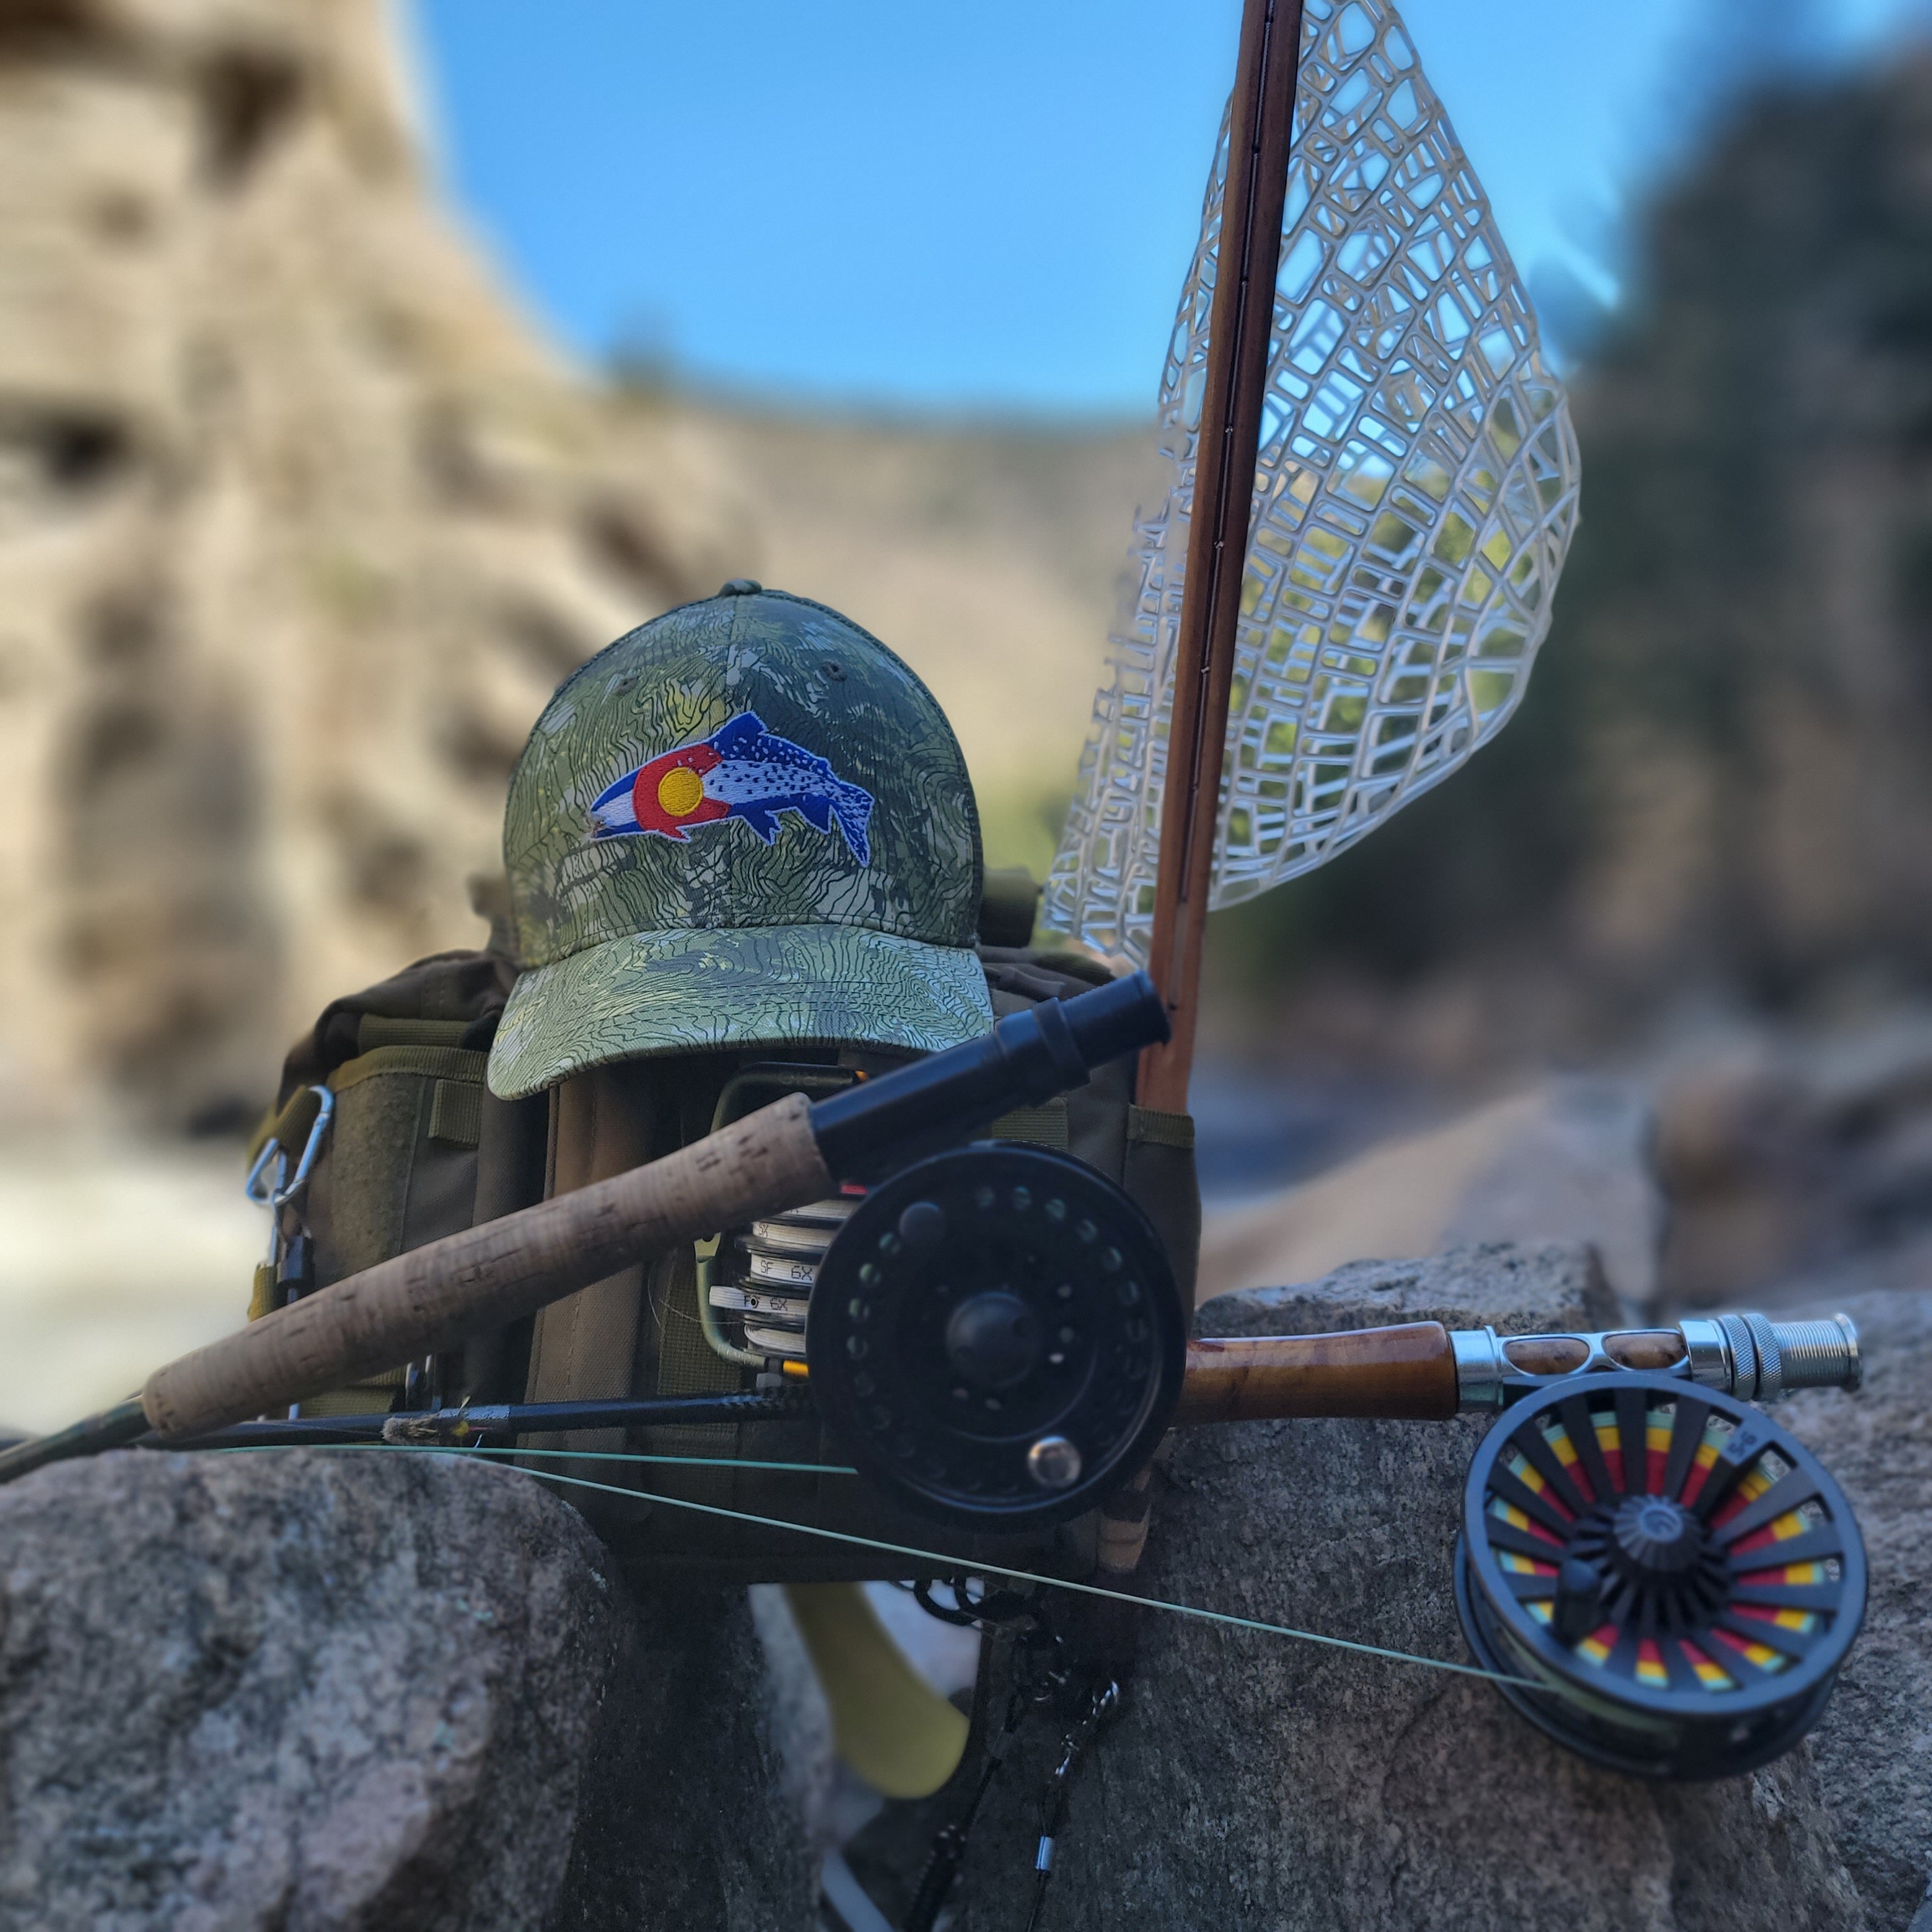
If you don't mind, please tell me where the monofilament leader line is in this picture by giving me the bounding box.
[509,1458,1543,1687]
[221,1440,1538,1690]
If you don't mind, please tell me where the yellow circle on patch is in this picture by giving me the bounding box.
[657,765,706,817]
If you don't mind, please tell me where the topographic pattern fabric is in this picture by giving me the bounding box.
[489,925,992,1100]
[1043,0,1581,966]
[489,587,991,1096]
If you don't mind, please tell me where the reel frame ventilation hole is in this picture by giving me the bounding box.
[807,1144,1187,1531]
[1455,1370,1865,1780]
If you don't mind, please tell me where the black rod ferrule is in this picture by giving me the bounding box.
[807,971,1167,1180]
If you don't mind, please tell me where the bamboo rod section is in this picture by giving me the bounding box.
[1174,1324,1459,1426]
[1138,0,1306,1114]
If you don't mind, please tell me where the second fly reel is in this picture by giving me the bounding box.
[1456,1371,1865,1780]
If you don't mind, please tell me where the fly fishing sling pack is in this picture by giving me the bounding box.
[243,943,1196,1583]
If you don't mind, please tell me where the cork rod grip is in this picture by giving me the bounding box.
[143,1093,831,1441]
[1173,1323,1459,1426]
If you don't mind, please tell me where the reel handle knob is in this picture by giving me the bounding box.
[1551,1556,1606,1646]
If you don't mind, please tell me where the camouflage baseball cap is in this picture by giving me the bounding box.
[486,583,994,1098]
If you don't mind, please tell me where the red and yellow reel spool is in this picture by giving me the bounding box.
[1455,1370,1865,1780]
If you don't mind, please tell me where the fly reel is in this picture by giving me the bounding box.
[1455,1371,1865,1780]
[807,1144,1188,1530]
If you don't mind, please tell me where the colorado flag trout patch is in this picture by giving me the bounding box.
[588,712,874,865]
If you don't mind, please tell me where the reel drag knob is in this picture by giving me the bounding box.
[1454,1370,1865,1780]
[807,1145,1187,1530]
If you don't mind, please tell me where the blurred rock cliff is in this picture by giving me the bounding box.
[0,0,1171,1138]
[0,0,750,1133]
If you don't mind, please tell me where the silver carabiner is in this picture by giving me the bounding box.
[245,1085,334,1209]
[272,1085,334,1210]
[243,1136,285,1208]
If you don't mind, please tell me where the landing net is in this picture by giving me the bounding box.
[1043,0,1581,965]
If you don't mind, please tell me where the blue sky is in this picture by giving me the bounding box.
[409,1,1930,416]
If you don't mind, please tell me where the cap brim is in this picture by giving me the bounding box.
[487,923,994,1098]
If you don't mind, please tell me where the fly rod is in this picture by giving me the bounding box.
[0,973,1169,1486]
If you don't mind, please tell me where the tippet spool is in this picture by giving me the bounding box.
[808,1144,1187,1530]
[1455,1371,1865,1779]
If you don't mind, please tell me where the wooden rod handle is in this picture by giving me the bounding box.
[143,1093,830,1441]
[1173,1323,1458,1426]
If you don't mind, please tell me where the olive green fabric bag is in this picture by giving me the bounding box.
[247,949,547,1413]
[245,941,1197,1577]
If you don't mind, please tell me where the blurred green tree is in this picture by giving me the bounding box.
[1216,49,1932,1045]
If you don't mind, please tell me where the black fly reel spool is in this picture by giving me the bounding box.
[1456,1370,1865,1780]
[807,1144,1187,1531]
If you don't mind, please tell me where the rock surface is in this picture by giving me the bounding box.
[905,1244,1869,1932]
[5,1250,1917,1931]
[1198,1084,1663,1311]
[1651,1007,1932,1306]
[547,1579,831,1932]
[1776,1287,1932,1931]
[1197,1236,1623,1340]
[0,1448,826,1932]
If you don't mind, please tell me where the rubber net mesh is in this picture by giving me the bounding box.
[1043,0,1581,966]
